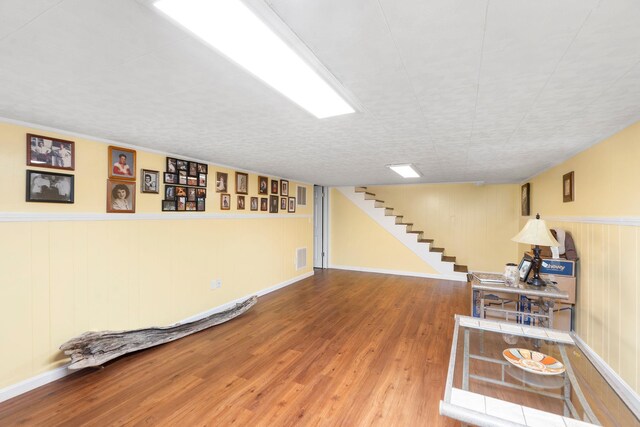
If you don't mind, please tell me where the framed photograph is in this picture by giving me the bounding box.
[177,196,186,211]
[186,201,197,211]
[175,186,187,198]
[107,179,135,213]
[164,172,177,184]
[563,171,574,203]
[221,193,231,210]
[269,195,278,213]
[187,187,196,202]
[258,176,268,195]
[196,188,207,198]
[197,163,208,174]
[177,159,188,171]
[216,172,228,193]
[166,157,177,173]
[141,169,159,194]
[518,256,533,281]
[250,197,258,211]
[196,197,206,211]
[260,197,268,211]
[521,183,530,216]
[26,170,74,203]
[189,162,198,176]
[179,171,187,185]
[236,172,248,194]
[280,197,287,210]
[281,180,289,196]
[237,195,245,210]
[27,133,75,170]
[108,146,136,180]
[162,200,176,211]
[288,197,296,213]
[187,176,198,187]
[271,179,279,195]
[165,186,175,200]
[198,173,207,187]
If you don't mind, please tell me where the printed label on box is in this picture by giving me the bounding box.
[540,259,574,276]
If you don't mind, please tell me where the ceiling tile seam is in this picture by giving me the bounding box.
[501,0,602,149]
[0,0,66,45]
[374,0,436,154]
[466,0,490,172]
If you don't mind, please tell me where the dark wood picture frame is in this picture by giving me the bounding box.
[288,197,296,213]
[521,183,530,216]
[197,163,208,174]
[177,196,186,211]
[269,195,278,213]
[162,200,176,211]
[280,197,287,210]
[27,133,75,171]
[166,157,177,173]
[235,172,248,194]
[141,169,159,194]
[109,146,136,180]
[258,176,268,195]
[26,170,74,203]
[250,196,258,211]
[563,171,574,202]
[260,197,268,211]
[216,172,228,193]
[188,162,198,177]
[164,172,177,184]
[237,195,245,210]
[107,179,136,213]
[281,180,289,196]
[221,193,231,210]
[198,173,207,187]
[196,197,206,211]
[271,179,279,195]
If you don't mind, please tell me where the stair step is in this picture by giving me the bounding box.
[355,187,368,193]
[407,230,423,234]
[442,256,456,263]
[384,208,394,215]
[430,247,445,253]
[397,222,413,225]
[454,264,468,273]
[418,238,434,243]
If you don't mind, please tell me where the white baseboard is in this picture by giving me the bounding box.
[0,270,315,404]
[329,264,467,282]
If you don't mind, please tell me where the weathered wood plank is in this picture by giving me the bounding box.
[60,296,258,370]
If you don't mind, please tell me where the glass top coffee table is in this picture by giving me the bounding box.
[440,315,640,426]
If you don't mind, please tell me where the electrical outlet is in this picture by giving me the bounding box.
[210,279,222,290]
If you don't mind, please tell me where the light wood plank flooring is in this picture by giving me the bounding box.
[0,269,469,426]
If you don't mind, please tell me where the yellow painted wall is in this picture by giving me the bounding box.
[367,184,521,272]
[329,189,437,274]
[0,121,313,389]
[527,121,640,393]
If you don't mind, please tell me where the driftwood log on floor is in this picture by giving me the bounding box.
[60,296,258,370]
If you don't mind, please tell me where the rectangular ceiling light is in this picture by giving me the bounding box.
[154,0,355,119]
[387,164,421,178]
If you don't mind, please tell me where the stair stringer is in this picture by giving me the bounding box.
[337,187,467,282]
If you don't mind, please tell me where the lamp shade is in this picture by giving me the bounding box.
[512,217,560,247]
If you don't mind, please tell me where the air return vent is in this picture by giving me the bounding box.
[297,186,307,206]
[296,247,307,270]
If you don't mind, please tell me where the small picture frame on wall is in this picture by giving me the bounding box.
[221,193,231,210]
[521,183,530,216]
[177,159,188,171]
[26,170,74,203]
[177,196,186,211]
[271,179,279,195]
[281,180,289,196]
[141,169,159,194]
[189,162,198,176]
[187,176,198,187]
[563,171,574,202]
[187,187,197,202]
[197,197,206,211]
[162,200,176,211]
[27,133,75,170]
[107,179,136,213]
[196,188,207,198]
[109,146,136,180]
[166,157,177,173]
[250,197,258,211]
[164,172,177,184]
[258,176,268,195]
[198,173,207,187]
[269,195,279,213]
[237,195,245,210]
[260,197,268,211]
[518,256,532,282]
[236,172,248,194]
[216,172,228,193]
[280,197,287,210]
[288,197,296,213]
[179,171,187,185]
[197,163,208,174]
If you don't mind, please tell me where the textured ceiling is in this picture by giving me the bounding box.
[1,0,639,185]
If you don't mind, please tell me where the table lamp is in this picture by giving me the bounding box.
[511,213,560,286]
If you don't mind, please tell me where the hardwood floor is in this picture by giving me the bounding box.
[0,269,469,426]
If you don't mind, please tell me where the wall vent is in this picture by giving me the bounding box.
[296,247,307,270]
[297,186,307,206]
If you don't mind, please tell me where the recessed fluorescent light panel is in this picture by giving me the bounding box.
[154,0,355,119]
[388,164,421,178]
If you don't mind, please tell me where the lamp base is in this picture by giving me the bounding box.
[527,276,546,287]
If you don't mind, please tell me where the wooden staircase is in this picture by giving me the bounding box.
[354,186,468,274]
